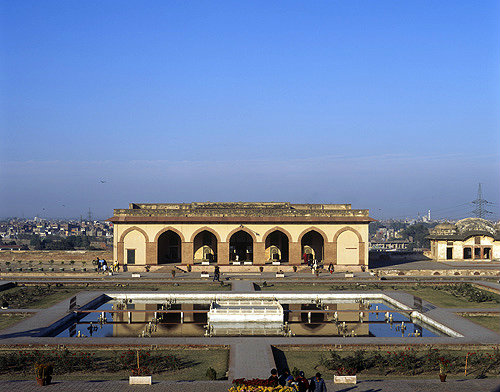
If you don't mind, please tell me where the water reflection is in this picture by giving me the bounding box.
[55,300,439,338]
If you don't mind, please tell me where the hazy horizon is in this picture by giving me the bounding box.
[1,2,499,221]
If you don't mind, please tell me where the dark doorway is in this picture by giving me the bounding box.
[193,230,217,263]
[474,247,481,259]
[229,230,253,262]
[265,230,289,262]
[463,247,472,259]
[157,230,181,264]
[446,247,453,260]
[301,230,324,262]
[483,248,491,259]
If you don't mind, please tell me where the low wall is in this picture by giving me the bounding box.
[378,269,500,277]
[0,250,113,262]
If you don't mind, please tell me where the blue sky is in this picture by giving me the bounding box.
[1,1,499,220]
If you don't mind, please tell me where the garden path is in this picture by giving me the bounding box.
[0,378,498,391]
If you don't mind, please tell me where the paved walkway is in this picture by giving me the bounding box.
[0,378,498,392]
[229,342,274,379]
[231,280,255,292]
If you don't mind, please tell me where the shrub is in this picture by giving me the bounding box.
[206,367,217,380]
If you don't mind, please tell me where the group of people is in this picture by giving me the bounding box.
[269,369,327,392]
[93,258,120,274]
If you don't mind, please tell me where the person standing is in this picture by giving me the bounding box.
[296,371,309,392]
[213,265,220,282]
[268,369,279,387]
[308,372,327,392]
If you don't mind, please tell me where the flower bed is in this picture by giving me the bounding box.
[230,378,295,391]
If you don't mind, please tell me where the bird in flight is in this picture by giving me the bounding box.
[99,180,107,183]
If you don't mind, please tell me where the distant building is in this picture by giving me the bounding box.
[427,218,500,261]
[108,202,374,269]
[369,240,410,251]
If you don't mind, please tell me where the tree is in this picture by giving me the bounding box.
[402,224,430,248]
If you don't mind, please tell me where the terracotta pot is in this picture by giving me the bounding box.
[36,376,51,386]
[439,374,447,382]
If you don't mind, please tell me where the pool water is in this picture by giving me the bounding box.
[53,299,440,338]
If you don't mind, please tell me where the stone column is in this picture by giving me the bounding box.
[325,242,336,265]
[117,242,124,265]
[253,241,265,265]
[218,242,229,265]
[359,242,366,265]
[289,242,302,265]
[181,242,193,265]
[146,242,157,265]
[182,303,194,322]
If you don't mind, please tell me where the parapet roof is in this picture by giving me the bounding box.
[109,202,374,224]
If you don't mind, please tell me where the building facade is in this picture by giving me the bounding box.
[109,202,374,268]
[428,218,500,261]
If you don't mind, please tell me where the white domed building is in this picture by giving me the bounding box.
[428,218,500,261]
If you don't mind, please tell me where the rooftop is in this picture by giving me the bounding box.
[109,202,374,224]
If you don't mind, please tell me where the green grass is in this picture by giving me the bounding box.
[0,282,231,309]
[259,283,500,308]
[280,346,499,379]
[0,286,83,309]
[0,348,229,381]
[395,287,500,308]
[0,314,29,330]
[460,314,500,332]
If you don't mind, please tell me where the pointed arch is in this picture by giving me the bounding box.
[226,226,258,243]
[154,226,185,243]
[119,226,150,243]
[190,226,222,243]
[297,227,328,243]
[332,227,363,243]
[262,226,293,243]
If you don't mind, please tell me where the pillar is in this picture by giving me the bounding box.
[182,303,194,322]
[117,242,124,265]
[218,242,229,265]
[359,242,366,265]
[181,242,193,264]
[325,242,336,265]
[146,241,157,265]
[254,241,265,265]
[289,242,301,265]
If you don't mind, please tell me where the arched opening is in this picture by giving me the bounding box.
[157,230,181,264]
[229,230,253,262]
[301,230,324,263]
[193,230,218,263]
[265,230,289,263]
[337,230,360,265]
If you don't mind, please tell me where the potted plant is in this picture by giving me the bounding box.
[34,363,53,386]
[171,269,176,278]
[259,266,264,273]
[438,357,449,382]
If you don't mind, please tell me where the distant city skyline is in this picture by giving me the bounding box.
[1,2,499,220]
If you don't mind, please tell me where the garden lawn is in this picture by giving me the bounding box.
[460,314,500,332]
[0,314,29,330]
[280,346,499,379]
[0,286,82,309]
[0,348,229,381]
[259,283,500,308]
[0,282,231,309]
[397,287,500,308]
